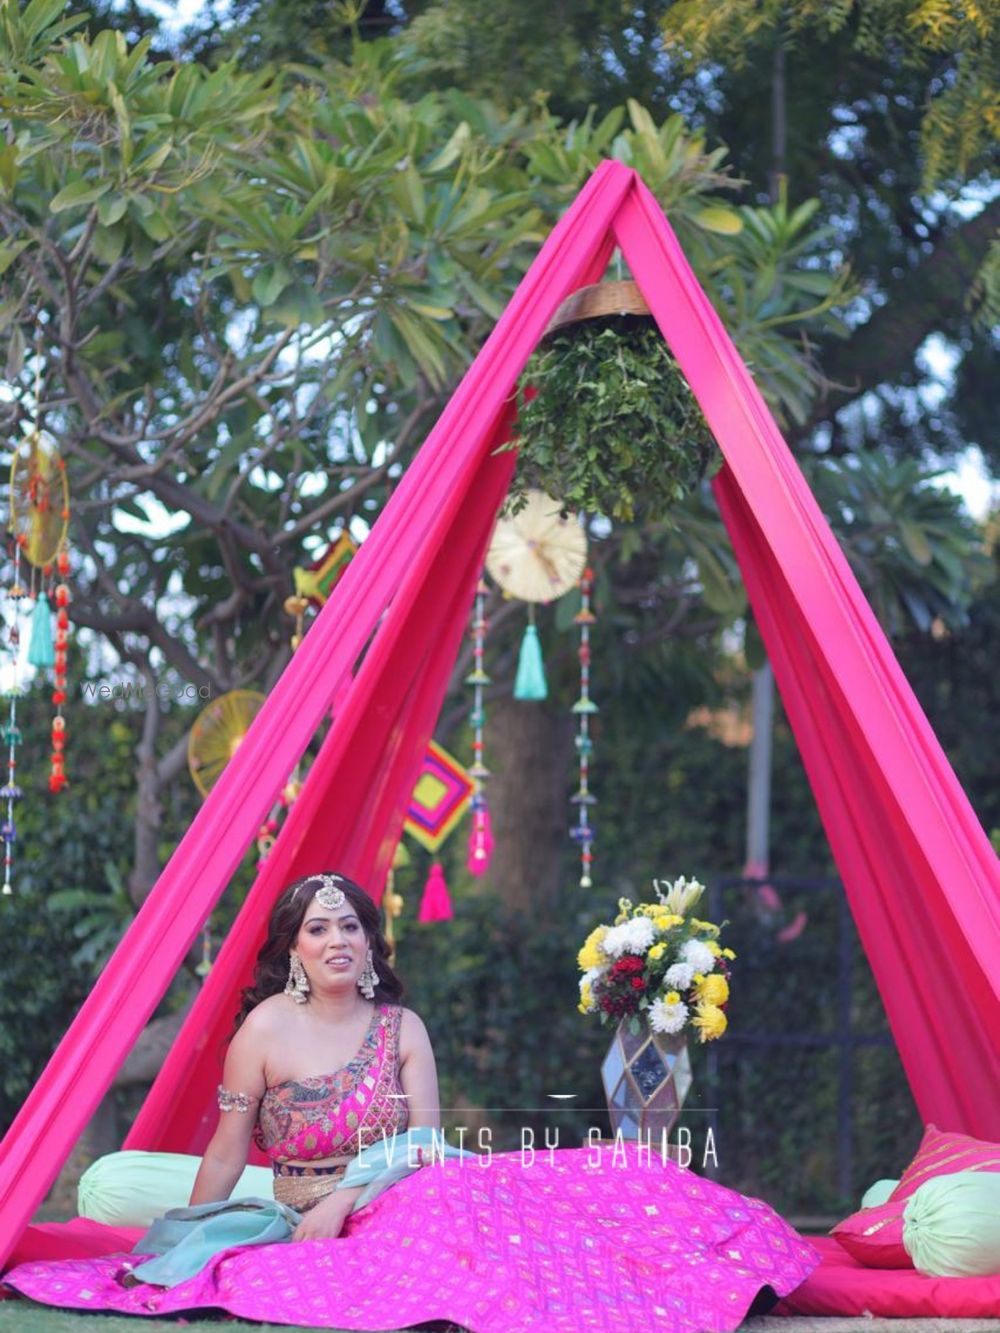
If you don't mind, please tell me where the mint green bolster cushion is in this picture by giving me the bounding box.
[903,1170,1000,1277]
[78,1151,275,1228]
[860,1178,900,1209]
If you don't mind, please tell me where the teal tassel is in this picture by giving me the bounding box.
[27,593,55,669]
[514,622,548,701]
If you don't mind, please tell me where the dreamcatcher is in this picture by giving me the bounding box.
[2,425,73,894]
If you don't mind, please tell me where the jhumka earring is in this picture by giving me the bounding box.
[284,951,310,1004]
[357,946,377,1001]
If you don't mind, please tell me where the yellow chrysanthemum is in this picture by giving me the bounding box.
[655,913,684,931]
[690,918,721,937]
[578,981,595,1014]
[648,942,666,961]
[664,990,681,1004]
[692,1002,728,1043]
[706,940,722,957]
[695,974,729,1006]
[722,947,736,960]
[577,926,608,972]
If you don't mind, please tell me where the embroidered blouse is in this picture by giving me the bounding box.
[254,1003,407,1163]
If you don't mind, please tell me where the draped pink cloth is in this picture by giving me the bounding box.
[1,160,998,1267]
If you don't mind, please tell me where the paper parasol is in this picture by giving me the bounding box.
[188,689,266,798]
[486,490,587,603]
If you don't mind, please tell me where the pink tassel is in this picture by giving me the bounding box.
[467,806,494,876]
[418,862,453,922]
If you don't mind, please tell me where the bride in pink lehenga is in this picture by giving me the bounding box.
[4,872,818,1332]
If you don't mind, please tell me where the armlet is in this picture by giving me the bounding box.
[217,1085,259,1113]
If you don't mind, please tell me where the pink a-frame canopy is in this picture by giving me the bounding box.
[1,160,997,1266]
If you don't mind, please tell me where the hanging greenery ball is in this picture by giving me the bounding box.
[509,318,718,522]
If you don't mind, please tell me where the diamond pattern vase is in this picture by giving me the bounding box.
[601,1014,692,1140]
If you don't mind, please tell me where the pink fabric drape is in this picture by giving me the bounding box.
[0,162,625,1265]
[611,180,1000,1129]
[1,159,997,1268]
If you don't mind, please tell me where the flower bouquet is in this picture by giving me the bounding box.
[578,877,734,1141]
[578,876,735,1042]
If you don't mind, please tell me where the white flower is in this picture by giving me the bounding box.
[601,917,655,958]
[582,965,606,985]
[681,939,715,974]
[649,995,689,1035]
[664,962,695,990]
[653,876,706,917]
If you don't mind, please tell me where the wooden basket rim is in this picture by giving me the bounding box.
[545,279,651,336]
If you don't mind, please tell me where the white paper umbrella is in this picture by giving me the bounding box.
[486,491,587,604]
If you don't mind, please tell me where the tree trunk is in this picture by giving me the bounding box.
[482,694,574,918]
[129,662,162,908]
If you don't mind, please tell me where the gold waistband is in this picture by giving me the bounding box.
[272,1166,347,1212]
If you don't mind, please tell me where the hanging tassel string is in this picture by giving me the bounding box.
[2,539,26,895]
[466,579,491,872]
[570,566,597,888]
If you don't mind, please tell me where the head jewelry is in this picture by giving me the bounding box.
[299,873,347,911]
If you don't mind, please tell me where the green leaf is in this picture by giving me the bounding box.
[91,224,126,264]
[97,193,128,226]
[252,263,291,308]
[692,206,744,235]
[49,177,110,213]
[268,281,326,328]
[900,521,933,567]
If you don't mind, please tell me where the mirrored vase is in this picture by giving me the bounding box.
[601,1014,692,1140]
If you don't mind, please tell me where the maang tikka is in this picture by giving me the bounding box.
[306,872,347,911]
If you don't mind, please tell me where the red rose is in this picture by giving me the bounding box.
[631,977,645,990]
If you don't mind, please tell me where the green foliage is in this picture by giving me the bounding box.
[808,451,986,635]
[660,0,1000,192]
[708,185,854,426]
[512,319,717,522]
[0,890,92,1137]
[48,863,135,970]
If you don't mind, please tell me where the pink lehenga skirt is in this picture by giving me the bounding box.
[4,1146,819,1333]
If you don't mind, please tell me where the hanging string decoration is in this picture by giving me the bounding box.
[571,566,598,888]
[3,427,73,893]
[1,533,25,897]
[485,490,588,701]
[485,490,594,885]
[465,579,492,875]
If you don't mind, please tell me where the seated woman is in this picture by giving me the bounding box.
[5,872,819,1332]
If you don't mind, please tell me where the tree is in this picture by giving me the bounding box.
[0,9,851,916]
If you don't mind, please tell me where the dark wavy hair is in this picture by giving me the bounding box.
[233,872,403,1032]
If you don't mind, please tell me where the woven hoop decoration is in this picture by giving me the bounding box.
[545,280,651,337]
